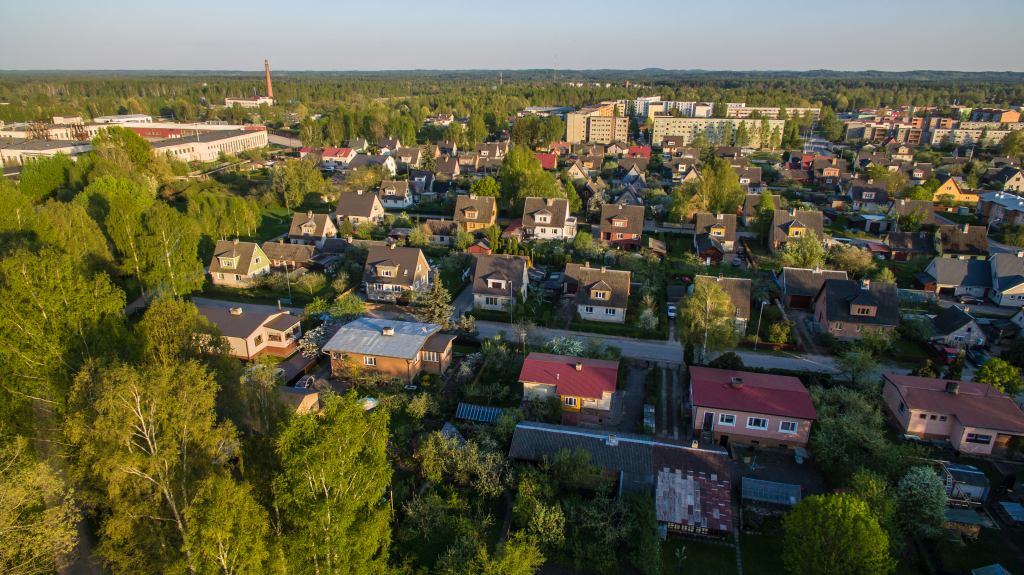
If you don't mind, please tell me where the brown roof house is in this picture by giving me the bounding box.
[564,263,631,324]
[693,213,737,265]
[813,279,899,340]
[599,204,644,249]
[423,219,458,246]
[378,180,413,210]
[196,302,301,360]
[471,254,529,312]
[522,197,577,240]
[694,275,752,332]
[937,224,989,260]
[885,231,936,262]
[770,209,825,253]
[336,190,385,227]
[740,193,780,226]
[882,374,1024,456]
[363,244,430,302]
[888,199,936,228]
[288,211,338,247]
[261,241,316,270]
[322,318,455,383]
[778,267,849,309]
[454,194,497,232]
[209,239,271,288]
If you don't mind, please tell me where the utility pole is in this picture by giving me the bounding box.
[701,295,710,364]
[753,300,768,351]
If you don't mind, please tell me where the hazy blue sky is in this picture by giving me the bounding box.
[3,0,1022,71]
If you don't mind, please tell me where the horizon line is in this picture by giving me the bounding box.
[1,68,1023,75]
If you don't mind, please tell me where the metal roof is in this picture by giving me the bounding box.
[321,317,440,360]
[741,477,802,506]
[455,402,504,424]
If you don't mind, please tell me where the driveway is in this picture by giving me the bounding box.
[615,362,648,433]
[451,284,474,318]
[474,320,682,363]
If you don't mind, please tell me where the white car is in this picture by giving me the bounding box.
[667,304,678,319]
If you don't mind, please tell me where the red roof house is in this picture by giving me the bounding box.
[535,152,558,171]
[627,145,652,160]
[520,352,619,425]
[689,366,816,448]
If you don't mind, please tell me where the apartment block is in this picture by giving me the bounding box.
[725,105,821,121]
[651,117,784,148]
[566,102,629,144]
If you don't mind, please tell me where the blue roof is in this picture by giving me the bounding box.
[455,402,504,424]
[741,477,802,506]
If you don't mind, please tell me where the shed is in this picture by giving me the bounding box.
[455,402,504,424]
[942,462,990,503]
[741,477,801,507]
[997,501,1024,526]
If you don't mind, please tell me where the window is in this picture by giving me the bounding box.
[605,308,617,316]
[939,416,947,421]
[746,417,768,430]
[898,401,907,414]
[835,322,843,331]
[613,219,626,228]
[217,273,224,279]
[268,333,282,342]
[234,274,241,281]
[779,421,798,434]
[422,351,440,362]
[585,306,594,313]
[919,413,927,419]
[616,233,624,239]
[485,296,499,306]
[929,414,937,420]
[563,396,578,407]
[592,290,609,300]
[254,334,263,346]
[718,414,735,426]
[363,356,377,366]
[965,433,992,444]
[488,280,504,289]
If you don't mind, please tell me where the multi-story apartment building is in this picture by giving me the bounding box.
[651,117,784,148]
[566,102,629,144]
[725,104,821,121]
[929,128,1014,147]
[969,108,1021,124]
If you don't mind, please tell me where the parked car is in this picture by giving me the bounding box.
[403,383,419,391]
[731,257,743,267]
[966,349,990,367]
[667,304,677,319]
[928,343,960,365]
[958,296,984,305]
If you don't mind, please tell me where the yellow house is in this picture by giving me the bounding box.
[454,194,497,232]
[935,177,978,204]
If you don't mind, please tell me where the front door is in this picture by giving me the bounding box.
[702,412,714,432]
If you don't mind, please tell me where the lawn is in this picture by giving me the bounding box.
[740,530,787,575]
[199,278,331,307]
[932,528,1024,574]
[663,539,738,575]
[885,337,929,366]
[256,207,293,242]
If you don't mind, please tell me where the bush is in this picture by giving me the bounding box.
[767,320,793,345]
[709,352,745,370]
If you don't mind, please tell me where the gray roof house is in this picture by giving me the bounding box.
[778,267,848,309]
[564,263,631,324]
[321,317,455,382]
[931,305,985,348]
[288,211,338,247]
[770,209,825,252]
[471,254,529,311]
[917,258,991,299]
[989,253,1024,308]
[362,245,430,302]
[693,275,751,332]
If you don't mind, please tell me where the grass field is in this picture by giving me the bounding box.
[663,539,738,575]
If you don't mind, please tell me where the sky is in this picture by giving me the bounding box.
[2,0,1023,71]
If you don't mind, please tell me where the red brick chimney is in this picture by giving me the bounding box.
[264,59,273,100]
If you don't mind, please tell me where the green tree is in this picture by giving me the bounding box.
[273,393,392,574]
[66,360,239,573]
[498,145,560,208]
[1000,129,1024,157]
[467,115,488,148]
[753,190,777,244]
[92,125,154,176]
[836,349,880,390]
[849,469,901,550]
[895,467,947,539]
[271,159,326,209]
[183,476,275,575]
[818,107,844,142]
[779,231,825,268]
[874,266,897,285]
[782,494,895,575]
[77,175,156,294]
[32,200,115,273]
[0,437,79,575]
[974,357,1023,394]
[572,230,594,253]
[829,243,877,278]
[17,154,73,201]
[734,121,751,148]
[139,203,205,296]
[677,280,738,362]
[328,292,367,320]
[470,176,502,198]
[692,156,744,214]
[413,281,455,329]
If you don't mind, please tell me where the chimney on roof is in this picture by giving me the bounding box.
[605,435,619,447]
[468,193,476,200]
[945,380,960,395]
[575,362,583,371]
[264,59,273,99]
[618,204,623,210]
[381,326,395,336]
[233,238,240,245]
[356,189,364,195]
[962,223,970,233]
[307,210,313,218]
[860,278,871,290]
[729,377,744,389]
[546,197,554,206]
[229,307,243,316]
[388,242,396,250]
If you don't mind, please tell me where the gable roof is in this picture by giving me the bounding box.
[378,179,410,198]
[780,267,848,297]
[519,352,619,400]
[522,197,570,229]
[471,254,529,296]
[884,374,1024,434]
[815,280,900,328]
[534,152,557,170]
[694,213,737,242]
[289,211,335,238]
[564,263,631,308]
[454,195,496,224]
[888,199,936,225]
[931,305,978,336]
[849,181,890,204]
[937,224,988,256]
[196,303,299,340]
[885,231,936,254]
[771,209,824,244]
[925,258,992,287]
[694,275,751,320]
[689,366,817,420]
[321,317,440,360]
[260,241,315,263]
[990,253,1024,291]
[424,219,457,236]
[600,203,644,236]
[336,191,383,218]
[209,240,267,275]
[363,245,426,287]
[742,193,781,219]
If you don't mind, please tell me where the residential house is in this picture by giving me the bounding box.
[362,244,430,302]
[519,352,619,425]
[606,142,629,156]
[885,231,936,261]
[521,197,577,240]
[454,194,497,232]
[995,168,1024,193]
[378,180,413,209]
[471,254,529,311]
[320,147,356,168]
[409,169,436,199]
[916,258,991,298]
[208,239,271,288]
[564,263,631,324]
[394,146,423,168]
[737,166,763,191]
[881,374,1024,456]
[889,199,936,228]
[977,191,1024,228]
[770,209,825,253]
[566,161,589,181]
[598,204,644,249]
[937,224,988,260]
[935,177,978,204]
[813,279,899,340]
[931,305,986,348]
[436,140,457,156]
[614,185,643,206]
[740,193,781,226]
[196,302,301,360]
[322,318,455,383]
[261,241,315,270]
[509,422,733,535]
[848,180,890,212]
[659,137,688,155]
[348,138,368,152]
[424,219,457,246]
[534,152,557,171]
[348,154,397,177]
[336,190,385,227]
[435,156,461,179]
[467,238,492,255]
[288,211,338,247]
[778,267,849,309]
[693,275,751,332]
[693,213,737,264]
[689,366,817,449]
[476,142,509,160]
[988,253,1024,307]
[669,158,700,183]
[627,145,652,160]
[377,137,401,154]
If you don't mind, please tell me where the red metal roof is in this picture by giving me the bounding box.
[322,147,353,158]
[534,152,557,170]
[519,353,619,400]
[627,145,652,160]
[689,366,817,420]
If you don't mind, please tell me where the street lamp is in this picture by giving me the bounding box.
[753,300,769,351]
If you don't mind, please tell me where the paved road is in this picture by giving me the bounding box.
[475,320,683,363]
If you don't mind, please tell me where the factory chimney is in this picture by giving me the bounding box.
[264,59,274,100]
